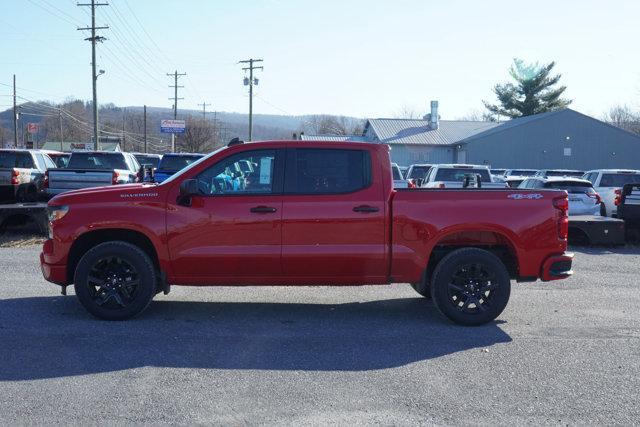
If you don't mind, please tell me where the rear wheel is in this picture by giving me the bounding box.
[431,248,511,326]
[74,241,156,320]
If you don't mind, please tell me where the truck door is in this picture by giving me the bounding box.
[166,148,284,283]
[281,147,387,282]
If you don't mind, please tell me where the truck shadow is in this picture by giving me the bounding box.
[0,296,512,381]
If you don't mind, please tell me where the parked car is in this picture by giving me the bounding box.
[0,149,56,202]
[519,177,601,215]
[42,140,573,326]
[154,153,204,183]
[132,153,162,169]
[406,164,433,187]
[582,169,640,217]
[534,169,585,179]
[615,183,640,227]
[45,151,141,197]
[391,162,409,188]
[41,150,71,168]
[421,164,507,188]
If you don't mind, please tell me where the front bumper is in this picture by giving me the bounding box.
[40,240,68,285]
[541,252,574,281]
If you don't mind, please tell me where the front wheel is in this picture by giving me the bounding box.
[74,241,157,320]
[431,248,511,326]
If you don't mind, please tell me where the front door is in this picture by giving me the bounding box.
[281,147,387,283]
[166,149,284,283]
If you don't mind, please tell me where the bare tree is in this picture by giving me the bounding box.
[392,106,422,119]
[302,115,364,135]
[604,105,640,135]
[180,116,217,153]
[457,109,497,122]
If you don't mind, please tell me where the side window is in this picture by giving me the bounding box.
[43,155,56,169]
[285,148,371,194]
[196,149,277,195]
[34,153,46,171]
[519,179,530,189]
[17,152,34,168]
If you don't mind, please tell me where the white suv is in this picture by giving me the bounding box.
[582,169,640,217]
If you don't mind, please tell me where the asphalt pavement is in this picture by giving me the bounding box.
[0,245,638,425]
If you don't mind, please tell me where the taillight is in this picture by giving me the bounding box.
[112,171,119,185]
[587,191,601,205]
[43,170,49,189]
[614,189,622,206]
[10,169,19,185]
[438,183,446,189]
[553,196,569,240]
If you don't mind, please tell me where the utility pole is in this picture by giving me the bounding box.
[12,74,18,148]
[167,70,186,152]
[59,110,64,151]
[239,58,263,141]
[143,104,147,153]
[121,108,126,151]
[78,0,108,150]
[197,102,211,120]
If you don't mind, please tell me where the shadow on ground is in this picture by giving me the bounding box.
[0,296,512,380]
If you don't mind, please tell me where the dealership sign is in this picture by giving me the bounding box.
[160,119,186,134]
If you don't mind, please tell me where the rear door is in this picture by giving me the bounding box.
[281,147,387,282]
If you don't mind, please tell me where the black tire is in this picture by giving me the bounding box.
[430,248,511,326]
[74,241,157,320]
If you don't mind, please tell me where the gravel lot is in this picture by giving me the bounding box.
[0,244,638,425]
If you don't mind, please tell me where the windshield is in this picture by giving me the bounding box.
[49,154,70,168]
[600,173,640,187]
[135,155,161,168]
[68,152,127,170]
[392,165,402,180]
[158,154,203,171]
[435,168,492,182]
[160,147,227,186]
[407,166,431,179]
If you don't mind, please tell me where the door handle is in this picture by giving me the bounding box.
[353,205,379,213]
[250,206,277,213]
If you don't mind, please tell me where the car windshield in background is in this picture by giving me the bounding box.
[49,154,70,168]
[392,167,402,180]
[159,155,202,171]
[435,168,491,182]
[0,151,33,168]
[135,155,160,168]
[600,173,640,187]
[544,181,595,194]
[67,153,127,170]
[510,170,536,176]
[546,171,584,178]
[408,166,431,179]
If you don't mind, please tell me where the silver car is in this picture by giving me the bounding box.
[519,177,601,216]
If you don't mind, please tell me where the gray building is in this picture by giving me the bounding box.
[360,101,640,169]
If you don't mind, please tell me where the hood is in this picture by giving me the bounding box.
[49,183,163,205]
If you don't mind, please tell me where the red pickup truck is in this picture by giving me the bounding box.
[41,140,573,326]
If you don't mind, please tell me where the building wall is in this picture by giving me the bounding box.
[463,110,640,170]
[387,144,454,166]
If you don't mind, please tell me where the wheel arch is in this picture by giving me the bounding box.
[67,228,161,283]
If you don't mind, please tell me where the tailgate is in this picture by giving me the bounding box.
[619,184,640,219]
[48,169,113,192]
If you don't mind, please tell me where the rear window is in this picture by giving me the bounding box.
[0,151,33,168]
[159,155,202,171]
[68,153,127,170]
[599,173,640,187]
[509,169,536,176]
[135,155,161,168]
[546,170,584,178]
[435,168,491,182]
[286,148,371,194]
[49,154,70,168]
[544,181,595,194]
[407,166,431,180]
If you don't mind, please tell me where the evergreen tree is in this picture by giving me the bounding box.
[484,59,572,119]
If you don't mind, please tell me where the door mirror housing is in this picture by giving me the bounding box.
[178,179,199,206]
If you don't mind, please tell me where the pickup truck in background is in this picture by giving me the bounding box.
[421,164,508,189]
[154,153,204,183]
[405,163,433,187]
[45,151,141,197]
[615,183,640,226]
[41,140,573,326]
[391,162,411,188]
[0,149,57,202]
[583,169,640,217]
[518,177,601,216]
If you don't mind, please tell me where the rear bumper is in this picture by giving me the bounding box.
[541,252,574,281]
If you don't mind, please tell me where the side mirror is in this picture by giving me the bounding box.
[178,179,198,206]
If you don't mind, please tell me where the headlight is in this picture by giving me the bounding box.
[47,205,69,223]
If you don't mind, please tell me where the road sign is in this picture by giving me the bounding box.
[27,123,39,134]
[160,119,186,134]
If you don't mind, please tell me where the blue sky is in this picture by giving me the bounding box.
[1,0,638,119]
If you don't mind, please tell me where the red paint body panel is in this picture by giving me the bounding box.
[40,140,570,288]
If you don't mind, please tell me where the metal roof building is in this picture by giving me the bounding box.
[361,101,640,169]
